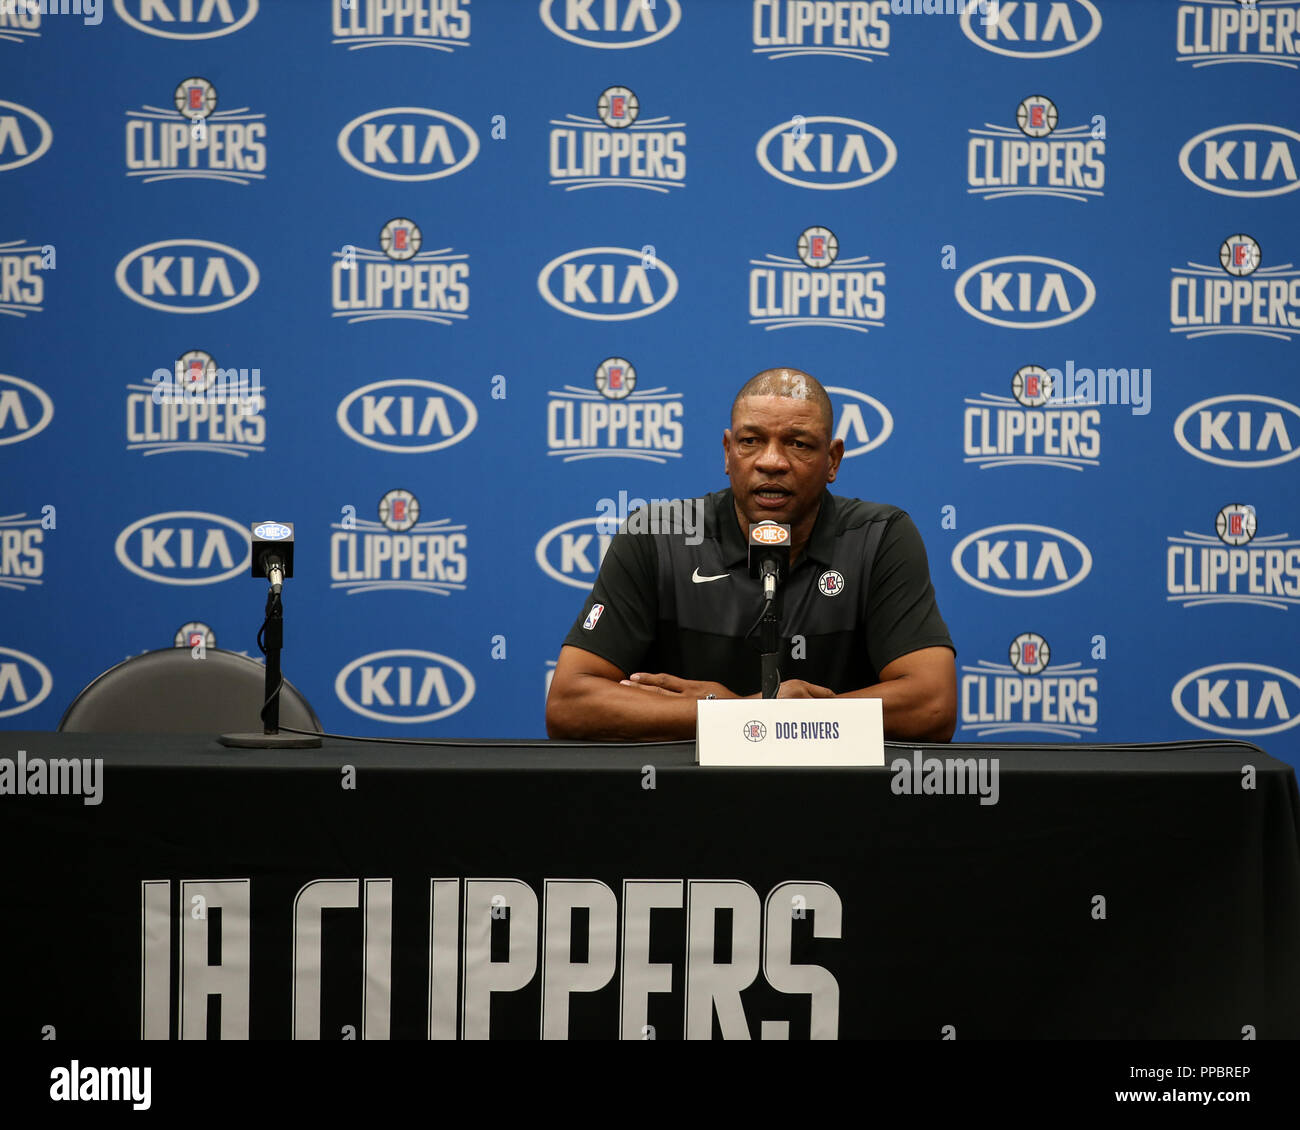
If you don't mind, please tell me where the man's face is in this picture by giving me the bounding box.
[723,395,844,530]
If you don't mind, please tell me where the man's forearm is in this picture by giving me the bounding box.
[546,674,700,741]
[835,678,956,742]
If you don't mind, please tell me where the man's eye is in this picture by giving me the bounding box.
[791,440,808,449]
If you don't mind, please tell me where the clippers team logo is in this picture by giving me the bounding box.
[0,100,52,173]
[0,239,48,319]
[535,517,613,590]
[114,0,259,39]
[126,349,266,457]
[818,570,844,597]
[1174,394,1300,469]
[538,0,680,49]
[331,490,468,596]
[337,378,478,453]
[114,511,252,586]
[116,239,259,314]
[0,511,44,593]
[0,373,54,445]
[967,97,1105,202]
[960,634,1098,739]
[547,358,684,463]
[549,87,686,192]
[337,107,478,182]
[125,79,267,185]
[750,228,885,333]
[755,116,897,190]
[174,622,216,650]
[332,220,469,325]
[1179,125,1300,198]
[0,645,53,720]
[332,0,470,50]
[335,649,475,724]
[962,0,1102,58]
[1172,663,1300,737]
[964,364,1101,471]
[751,0,890,62]
[954,255,1096,329]
[1175,0,1300,69]
[951,523,1093,596]
[743,720,767,742]
[538,247,677,321]
[827,386,892,459]
[582,603,604,630]
[1167,505,1300,610]
[1170,236,1300,340]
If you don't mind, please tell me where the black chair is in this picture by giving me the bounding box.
[58,647,322,734]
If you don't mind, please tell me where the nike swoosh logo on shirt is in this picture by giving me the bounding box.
[692,568,730,583]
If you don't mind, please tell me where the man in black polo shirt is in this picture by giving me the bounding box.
[545,368,957,742]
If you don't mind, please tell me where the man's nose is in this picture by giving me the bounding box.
[755,440,790,470]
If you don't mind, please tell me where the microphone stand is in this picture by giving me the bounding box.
[760,573,781,699]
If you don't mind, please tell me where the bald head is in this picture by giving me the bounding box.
[731,368,833,435]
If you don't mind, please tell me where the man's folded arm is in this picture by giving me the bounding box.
[830,646,957,742]
[546,645,701,741]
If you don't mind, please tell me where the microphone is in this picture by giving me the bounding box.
[747,521,791,601]
[250,521,295,594]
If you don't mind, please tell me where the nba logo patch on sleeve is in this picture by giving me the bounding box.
[583,603,605,630]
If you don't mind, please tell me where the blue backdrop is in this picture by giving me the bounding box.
[2,0,1298,762]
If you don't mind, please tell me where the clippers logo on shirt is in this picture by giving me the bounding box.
[583,603,605,630]
[818,570,844,597]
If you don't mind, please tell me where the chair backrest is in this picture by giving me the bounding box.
[58,647,322,734]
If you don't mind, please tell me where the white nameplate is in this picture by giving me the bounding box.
[696,699,884,767]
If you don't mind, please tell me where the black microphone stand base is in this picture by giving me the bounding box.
[218,731,322,749]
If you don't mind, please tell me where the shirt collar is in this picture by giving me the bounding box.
[718,488,837,569]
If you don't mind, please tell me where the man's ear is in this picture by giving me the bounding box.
[826,437,845,483]
[722,428,733,474]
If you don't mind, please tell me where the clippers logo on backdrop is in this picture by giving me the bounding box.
[126,78,267,185]
[752,0,890,61]
[827,386,892,459]
[538,0,680,48]
[1173,393,1300,469]
[547,358,684,463]
[114,511,252,586]
[1167,504,1300,610]
[114,0,258,39]
[967,96,1104,202]
[536,518,613,590]
[965,365,1100,471]
[538,247,677,321]
[116,239,259,314]
[0,646,52,720]
[750,227,886,333]
[962,0,1101,58]
[1170,235,1300,340]
[332,0,470,50]
[331,490,468,596]
[0,101,52,172]
[954,254,1095,329]
[756,116,896,190]
[1180,125,1300,198]
[337,378,477,453]
[1175,0,1300,68]
[0,241,47,318]
[549,87,686,192]
[332,219,469,325]
[337,107,478,181]
[0,374,54,444]
[0,511,44,593]
[335,649,475,724]
[951,523,1092,596]
[1172,663,1300,737]
[125,349,265,457]
[961,633,1099,739]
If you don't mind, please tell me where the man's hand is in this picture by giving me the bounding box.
[775,678,836,699]
[621,673,738,699]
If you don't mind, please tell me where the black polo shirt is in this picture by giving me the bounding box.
[562,488,955,695]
